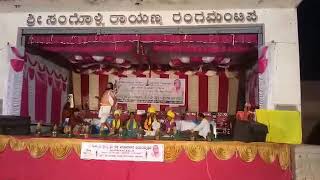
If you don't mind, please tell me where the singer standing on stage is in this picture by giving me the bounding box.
[98,83,116,125]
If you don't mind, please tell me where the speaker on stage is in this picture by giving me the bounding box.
[0,115,31,135]
[233,120,268,142]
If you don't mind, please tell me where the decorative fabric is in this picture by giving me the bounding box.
[72,72,82,108]
[3,46,25,116]
[20,67,29,117]
[35,71,47,123]
[51,80,62,125]
[0,135,290,171]
[88,74,99,110]
[198,74,208,112]
[45,76,53,124]
[28,67,36,122]
[218,71,229,112]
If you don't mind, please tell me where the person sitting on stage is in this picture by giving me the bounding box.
[162,110,177,136]
[98,83,116,126]
[236,103,253,121]
[144,107,157,131]
[144,107,158,136]
[125,112,139,137]
[110,110,122,135]
[62,102,72,127]
[192,113,211,139]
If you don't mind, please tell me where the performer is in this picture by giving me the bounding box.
[144,107,159,136]
[162,110,176,136]
[236,103,253,121]
[125,112,139,137]
[110,110,122,135]
[192,113,211,139]
[98,83,116,125]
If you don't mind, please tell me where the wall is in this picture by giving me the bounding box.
[293,145,320,180]
[0,8,301,111]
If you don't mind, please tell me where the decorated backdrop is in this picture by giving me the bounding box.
[72,70,240,114]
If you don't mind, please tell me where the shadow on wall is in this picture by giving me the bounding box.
[0,99,2,115]
[301,81,320,144]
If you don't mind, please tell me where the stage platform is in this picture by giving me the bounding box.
[0,135,292,180]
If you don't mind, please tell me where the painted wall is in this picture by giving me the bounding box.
[0,8,301,111]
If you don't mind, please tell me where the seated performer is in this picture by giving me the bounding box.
[192,113,211,139]
[236,103,253,121]
[110,110,122,135]
[162,110,176,136]
[62,102,72,127]
[98,83,116,126]
[144,107,159,136]
[125,112,139,137]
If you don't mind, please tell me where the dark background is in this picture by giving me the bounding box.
[298,0,320,80]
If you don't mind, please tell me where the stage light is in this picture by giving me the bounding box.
[74,55,83,61]
[180,56,190,64]
[115,58,125,64]
[92,55,104,62]
[202,56,215,63]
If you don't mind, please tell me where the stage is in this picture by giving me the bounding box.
[0,135,292,180]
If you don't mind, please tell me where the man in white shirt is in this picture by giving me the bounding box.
[192,113,211,139]
[98,83,116,125]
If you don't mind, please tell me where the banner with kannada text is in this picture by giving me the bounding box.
[81,142,164,162]
[116,78,185,105]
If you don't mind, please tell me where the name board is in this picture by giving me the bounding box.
[116,78,185,105]
[26,10,258,27]
[80,142,164,162]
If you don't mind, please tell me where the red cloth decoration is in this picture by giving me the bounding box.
[51,80,62,125]
[99,74,108,98]
[198,74,208,112]
[10,59,24,72]
[0,147,291,180]
[35,72,47,123]
[20,71,28,117]
[218,71,229,112]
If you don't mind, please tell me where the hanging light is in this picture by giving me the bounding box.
[202,56,215,63]
[221,57,231,64]
[115,58,125,64]
[92,55,104,62]
[74,55,83,61]
[180,56,190,64]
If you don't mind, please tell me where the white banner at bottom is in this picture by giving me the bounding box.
[80,142,164,162]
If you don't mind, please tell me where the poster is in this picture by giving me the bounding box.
[81,142,164,162]
[116,78,185,105]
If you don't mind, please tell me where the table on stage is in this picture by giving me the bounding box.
[0,135,292,180]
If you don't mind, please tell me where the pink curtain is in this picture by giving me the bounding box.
[20,68,29,117]
[218,71,229,112]
[35,72,47,122]
[51,80,62,125]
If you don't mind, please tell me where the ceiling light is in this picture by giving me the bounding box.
[92,55,104,61]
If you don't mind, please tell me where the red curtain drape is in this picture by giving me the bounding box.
[198,74,208,112]
[35,72,47,122]
[218,71,229,112]
[51,80,62,125]
[178,74,188,110]
[20,69,29,117]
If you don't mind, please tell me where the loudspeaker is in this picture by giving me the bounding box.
[0,115,31,135]
[233,121,268,142]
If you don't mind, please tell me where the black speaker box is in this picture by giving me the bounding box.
[0,115,31,135]
[233,121,268,142]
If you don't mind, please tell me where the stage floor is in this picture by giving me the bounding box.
[0,135,292,180]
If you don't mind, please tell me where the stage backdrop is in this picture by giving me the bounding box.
[72,70,239,114]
